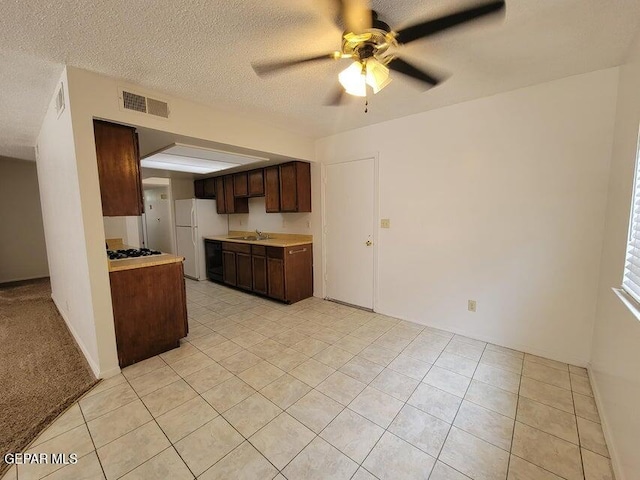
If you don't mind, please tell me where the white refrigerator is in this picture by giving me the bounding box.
[175,199,227,280]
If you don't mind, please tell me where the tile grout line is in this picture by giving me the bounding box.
[121,368,199,480]
[349,330,463,479]
[569,367,588,480]
[264,314,404,478]
[432,339,490,479]
[504,358,523,479]
[76,399,109,480]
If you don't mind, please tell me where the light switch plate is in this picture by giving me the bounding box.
[381,219,391,228]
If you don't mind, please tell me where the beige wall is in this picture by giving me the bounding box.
[590,33,640,480]
[0,156,49,283]
[36,69,118,377]
[316,68,620,366]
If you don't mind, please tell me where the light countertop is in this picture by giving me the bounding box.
[205,231,313,248]
[106,241,184,272]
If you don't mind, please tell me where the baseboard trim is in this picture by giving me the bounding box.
[588,366,624,480]
[0,275,49,287]
[51,294,101,378]
[376,307,590,367]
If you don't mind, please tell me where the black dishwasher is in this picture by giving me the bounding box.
[205,240,223,283]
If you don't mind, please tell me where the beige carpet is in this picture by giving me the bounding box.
[0,279,98,477]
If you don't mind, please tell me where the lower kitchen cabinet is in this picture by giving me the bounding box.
[109,262,188,368]
[218,241,312,303]
[267,256,286,301]
[222,250,237,286]
[270,244,313,304]
[252,253,267,294]
[236,252,253,291]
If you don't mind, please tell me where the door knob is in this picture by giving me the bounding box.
[365,240,372,246]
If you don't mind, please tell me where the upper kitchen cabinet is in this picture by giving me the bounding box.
[248,169,265,197]
[233,172,249,198]
[93,120,144,216]
[264,166,280,213]
[216,175,249,214]
[194,179,205,198]
[194,178,216,199]
[265,161,311,213]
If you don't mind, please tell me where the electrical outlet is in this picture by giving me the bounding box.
[381,218,391,229]
[468,300,477,312]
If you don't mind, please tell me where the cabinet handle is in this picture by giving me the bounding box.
[288,248,307,255]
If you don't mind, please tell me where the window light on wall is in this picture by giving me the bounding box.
[622,133,640,303]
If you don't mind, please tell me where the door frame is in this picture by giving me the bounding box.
[321,153,380,311]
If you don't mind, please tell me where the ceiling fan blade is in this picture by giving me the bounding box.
[395,1,505,44]
[334,0,372,33]
[252,53,340,77]
[388,57,442,87]
[325,85,346,106]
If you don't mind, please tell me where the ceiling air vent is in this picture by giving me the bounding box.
[122,91,147,113]
[146,97,169,118]
[120,89,170,118]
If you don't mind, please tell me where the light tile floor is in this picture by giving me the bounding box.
[4,279,615,480]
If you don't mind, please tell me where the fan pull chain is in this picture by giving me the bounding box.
[365,98,368,114]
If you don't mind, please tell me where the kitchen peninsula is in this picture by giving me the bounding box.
[107,240,188,367]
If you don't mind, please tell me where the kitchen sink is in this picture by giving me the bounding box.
[228,236,268,241]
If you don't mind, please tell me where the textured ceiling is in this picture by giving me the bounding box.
[2,0,640,161]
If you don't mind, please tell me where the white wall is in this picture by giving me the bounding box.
[36,69,118,377]
[228,198,312,234]
[0,156,49,283]
[590,33,640,480]
[103,216,142,248]
[171,178,195,201]
[144,187,174,253]
[316,68,620,366]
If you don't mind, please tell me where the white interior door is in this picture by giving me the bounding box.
[325,158,376,309]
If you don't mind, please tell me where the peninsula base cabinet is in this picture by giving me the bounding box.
[219,242,312,303]
[109,262,188,367]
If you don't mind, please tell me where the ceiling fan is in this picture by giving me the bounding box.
[251,0,506,104]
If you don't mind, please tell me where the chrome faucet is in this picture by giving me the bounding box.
[255,229,268,240]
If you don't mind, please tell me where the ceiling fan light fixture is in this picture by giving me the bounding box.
[365,58,392,94]
[339,61,367,97]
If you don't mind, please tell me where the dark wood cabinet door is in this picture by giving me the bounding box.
[265,166,280,212]
[295,161,312,212]
[284,244,313,303]
[279,162,297,212]
[215,177,226,213]
[236,252,253,290]
[248,169,265,196]
[267,257,286,301]
[93,120,143,216]
[252,255,267,294]
[194,179,205,199]
[234,172,249,197]
[279,161,311,212]
[222,251,237,285]
[224,175,236,214]
[109,262,187,367]
[203,178,216,198]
